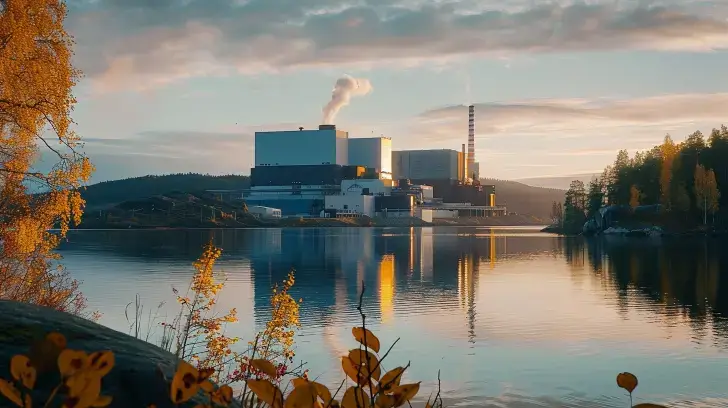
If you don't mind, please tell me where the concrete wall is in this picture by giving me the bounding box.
[324,195,375,217]
[255,129,348,166]
[392,150,460,181]
[348,137,392,176]
[432,209,459,219]
[417,208,433,223]
[248,205,282,219]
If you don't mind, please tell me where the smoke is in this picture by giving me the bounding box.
[322,75,372,124]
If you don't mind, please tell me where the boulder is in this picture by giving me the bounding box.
[0,300,218,408]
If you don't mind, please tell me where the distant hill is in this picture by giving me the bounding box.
[82,173,250,209]
[514,173,598,190]
[482,178,565,219]
[81,173,564,219]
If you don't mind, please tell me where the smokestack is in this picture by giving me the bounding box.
[319,124,336,130]
[468,105,475,177]
[461,143,467,182]
[322,75,372,125]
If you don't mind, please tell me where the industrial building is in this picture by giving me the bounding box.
[255,125,348,167]
[348,137,392,179]
[245,125,406,217]
[393,149,464,182]
[240,104,505,218]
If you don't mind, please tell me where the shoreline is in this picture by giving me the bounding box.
[72,214,549,230]
[540,224,728,238]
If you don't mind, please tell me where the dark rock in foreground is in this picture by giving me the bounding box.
[0,300,211,408]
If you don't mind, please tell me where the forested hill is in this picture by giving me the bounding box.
[80,173,562,218]
[482,178,564,219]
[81,174,250,209]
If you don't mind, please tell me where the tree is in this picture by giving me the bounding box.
[550,201,563,226]
[659,135,677,210]
[629,185,641,210]
[673,182,691,214]
[0,0,93,313]
[587,177,604,218]
[706,168,720,222]
[562,180,588,233]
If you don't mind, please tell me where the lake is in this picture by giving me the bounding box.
[56,227,728,407]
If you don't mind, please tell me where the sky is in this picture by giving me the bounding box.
[53,0,728,183]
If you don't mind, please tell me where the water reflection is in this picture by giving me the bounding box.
[563,237,728,348]
[56,228,728,407]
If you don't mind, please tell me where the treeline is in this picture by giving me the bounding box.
[81,173,251,209]
[552,125,728,232]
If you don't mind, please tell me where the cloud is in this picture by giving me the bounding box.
[416,92,728,138]
[68,130,255,182]
[66,0,728,91]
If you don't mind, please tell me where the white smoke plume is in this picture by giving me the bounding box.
[322,75,372,124]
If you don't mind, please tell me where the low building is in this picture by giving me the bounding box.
[341,179,392,196]
[248,205,282,219]
[324,195,375,217]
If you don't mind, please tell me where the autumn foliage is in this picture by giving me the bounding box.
[0,0,94,313]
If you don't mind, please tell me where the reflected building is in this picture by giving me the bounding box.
[379,254,395,324]
[250,227,554,331]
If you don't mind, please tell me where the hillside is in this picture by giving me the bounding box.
[79,191,263,228]
[514,173,598,190]
[482,178,565,219]
[80,174,564,219]
[81,173,250,209]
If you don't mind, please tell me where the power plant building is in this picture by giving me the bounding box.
[255,125,348,167]
[348,137,392,179]
[392,149,465,181]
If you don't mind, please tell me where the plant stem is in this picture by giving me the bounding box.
[43,383,63,408]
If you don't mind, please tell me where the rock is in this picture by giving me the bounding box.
[582,218,598,235]
[0,300,220,408]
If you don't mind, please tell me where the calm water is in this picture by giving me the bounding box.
[56,227,728,408]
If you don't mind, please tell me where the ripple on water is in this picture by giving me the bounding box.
[55,228,728,407]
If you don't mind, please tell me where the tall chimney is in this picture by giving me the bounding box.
[461,143,467,182]
[467,105,475,178]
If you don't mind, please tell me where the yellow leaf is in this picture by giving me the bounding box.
[245,379,284,408]
[290,379,332,403]
[616,372,638,394]
[312,382,333,403]
[341,356,364,385]
[88,351,115,377]
[348,350,381,381]
[291,377,308,388]
[377,367,405,394]
[341,386,370,408]
[65,374,102,408]
[0,379,23,407]
[352,328,381,353]
[58,350,89,378]
[212,385,234,406]
[284,383,318,408]
[199,380,215,393]
[390,383,420,407]
[250,359,279,378]
[198,367,215,382]
[23,394,32,408]
[374,394,395,408]
[10,355,36,389]
[91,396,113,408]
[170,360,201,404]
